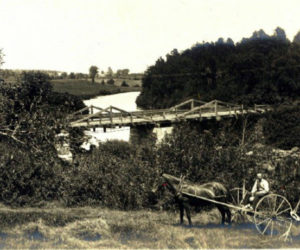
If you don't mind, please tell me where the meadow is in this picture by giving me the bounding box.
[0,203,299,249]
[51,78,141,99]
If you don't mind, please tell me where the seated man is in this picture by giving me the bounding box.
[248,173,269,209]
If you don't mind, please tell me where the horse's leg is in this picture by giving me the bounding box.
[217,206,226,225]
[179,202,184,224]
[185,205,192,226]
[225,208,231,224]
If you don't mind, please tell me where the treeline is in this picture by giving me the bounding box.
[136,27,300,109]
[0,69,90,81]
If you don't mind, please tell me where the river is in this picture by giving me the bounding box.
[82,91,172,148]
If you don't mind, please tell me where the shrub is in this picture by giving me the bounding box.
[0,141,64,206]
[62,141,159,209]
[263,105,300,149]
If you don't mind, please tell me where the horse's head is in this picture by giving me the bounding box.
[161,173,187,194]
[151,174,169,195]
[151,173,186,195]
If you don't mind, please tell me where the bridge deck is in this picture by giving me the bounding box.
[68,99,270,129]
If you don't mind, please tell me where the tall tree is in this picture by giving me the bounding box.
[106,67,114,78]
[89,66,98,83]
[293,31,300,43]
[273,27,287,41]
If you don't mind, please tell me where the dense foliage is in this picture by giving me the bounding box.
[0,72,85,205]
[263,104,300,149]
[60,120,299,209]
[62,141,159,209]
[137,28,300,109]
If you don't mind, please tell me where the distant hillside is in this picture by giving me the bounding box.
[136,28,300,109]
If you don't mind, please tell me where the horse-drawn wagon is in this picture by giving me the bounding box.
[228,187,300,240]
[158,174,300,241]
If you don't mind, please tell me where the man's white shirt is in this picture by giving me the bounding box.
[251,178,269,193]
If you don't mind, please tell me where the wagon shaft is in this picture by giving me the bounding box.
[181,191,252,212]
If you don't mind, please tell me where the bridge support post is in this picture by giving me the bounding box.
[129,125,156,145]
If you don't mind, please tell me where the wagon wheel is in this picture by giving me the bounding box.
[254,194,293,239]
[229,188,252,222]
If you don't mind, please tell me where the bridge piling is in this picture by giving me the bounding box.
[129,125,156,145]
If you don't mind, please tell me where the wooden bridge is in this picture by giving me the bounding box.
[68,99,271,130]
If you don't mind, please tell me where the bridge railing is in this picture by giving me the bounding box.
[169,99,207,111]
[67,105,108,121]
[175,100,244,119]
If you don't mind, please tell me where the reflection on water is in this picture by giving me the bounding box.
[82,92,172,147]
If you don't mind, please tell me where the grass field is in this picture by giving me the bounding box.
[0,203,299,249]
[51,79,141,99]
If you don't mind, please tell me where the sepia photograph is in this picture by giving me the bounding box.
[0,0,300,248]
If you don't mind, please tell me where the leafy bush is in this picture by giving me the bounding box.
[156,122,253,189]
[263,105,300,149]
[0,141,64,206]
[62,141,159,209]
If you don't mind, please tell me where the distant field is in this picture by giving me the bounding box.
[51,79,141,99]
[0,204,299,249]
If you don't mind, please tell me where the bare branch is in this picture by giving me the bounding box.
[0,131,25,145]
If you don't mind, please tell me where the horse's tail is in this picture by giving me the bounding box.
[224,185,234,204]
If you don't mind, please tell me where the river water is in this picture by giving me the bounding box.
[82,91,172,148]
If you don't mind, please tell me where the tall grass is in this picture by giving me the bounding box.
[0,205,299,249]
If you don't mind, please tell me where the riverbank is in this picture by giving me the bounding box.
[0,204,299,248]
[51,79,141,100]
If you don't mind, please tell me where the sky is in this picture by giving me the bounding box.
[0,0,300,74]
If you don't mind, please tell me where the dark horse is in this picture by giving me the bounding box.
[154,173,231,226]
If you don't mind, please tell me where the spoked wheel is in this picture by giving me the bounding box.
[230,188,252,222]
[254,194,293,239]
